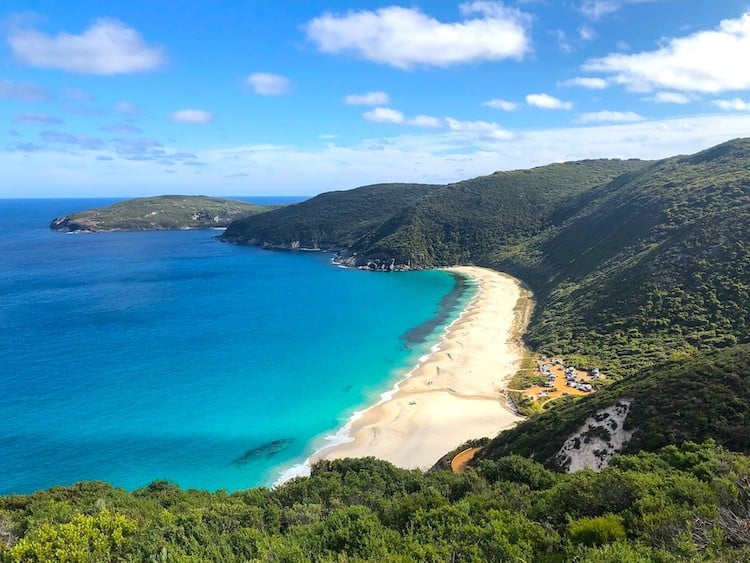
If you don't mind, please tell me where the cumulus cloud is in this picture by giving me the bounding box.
[408,115,442,128]
[344,91,390,105]
[483,98,519,111]
[577,110,645,123]
[169,109,215,124]
[362,108,443,128]
[558,76,608,89]
[526,93,573,109]
[0,79,47,102]
[8,18,164,74]
[714,98,750,111]
[584,12,750,93]
[305,2,530,69]
[246,73,290,95]
[363,107,405,124]
[644,91,692,104]
[445,118,513,139]
[13,113,62,125]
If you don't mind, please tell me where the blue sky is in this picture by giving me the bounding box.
[2,0,750,197]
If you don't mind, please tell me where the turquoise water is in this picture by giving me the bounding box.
[0,199,473,494]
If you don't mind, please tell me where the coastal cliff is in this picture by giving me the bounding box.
[50,195,270,232]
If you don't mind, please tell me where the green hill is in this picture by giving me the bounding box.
[221,160,645,264]
[477,344,750,470]
[50,195,270,232]
[222,138,750,376]
[221,183,439,250]
[509,139,750,375]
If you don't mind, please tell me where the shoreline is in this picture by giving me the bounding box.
[293,266,533,476]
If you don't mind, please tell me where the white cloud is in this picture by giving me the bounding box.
[6,113,750,198]
[644,91,691,104]
[579,0,653,20]
[552,29,573,54]
[246,73,290,95]
[579,25,596,41]
[577,110,645,123]
[579,0,619,19]
[483,98,519,111]
[344,91,390,105]
[558,76,608,89]
[304,2,530,69]
[363,107,405,124]
[408,115,443,128]
[363,108,443,127]
[526,93,573,110]
[445,118,513,139]
[169,109,215,124]
[584,12,750,93]
[8,19,164,74]
[714,98,750,111]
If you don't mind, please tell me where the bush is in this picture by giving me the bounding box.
[569,513,627,546]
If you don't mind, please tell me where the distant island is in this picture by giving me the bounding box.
[50,195,270,232]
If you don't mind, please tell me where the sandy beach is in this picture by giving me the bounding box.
[314,266,533,470]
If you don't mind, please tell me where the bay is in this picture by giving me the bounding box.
[0,199,471,494]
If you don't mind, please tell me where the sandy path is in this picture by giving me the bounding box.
[313,266,532,470]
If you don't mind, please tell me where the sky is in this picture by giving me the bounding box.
[2,0,750,197]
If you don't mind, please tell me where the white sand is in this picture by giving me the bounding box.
[313,266,532,470]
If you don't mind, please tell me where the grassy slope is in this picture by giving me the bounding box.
[50,195,269,231]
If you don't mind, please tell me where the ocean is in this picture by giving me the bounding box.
[0,198,474,494]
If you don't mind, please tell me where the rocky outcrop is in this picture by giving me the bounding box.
[332,250,414,271]
[554,401,635,473]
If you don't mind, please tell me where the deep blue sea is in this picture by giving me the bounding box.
[0,198,473,495]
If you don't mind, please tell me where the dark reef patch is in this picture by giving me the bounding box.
[400,272,473,348]
[230,438,295,467]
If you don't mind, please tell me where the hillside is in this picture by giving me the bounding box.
[510,139,750,374]
[222,138,750,376]
[221,160,645,264]
[221,182,439,250]
[50,195,269,232]
[476,344,750,470]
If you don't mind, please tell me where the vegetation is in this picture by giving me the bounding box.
[2,442,750,561]
[478,344,750,469]
[223,138,750,376]
[50,195,270,232]
[14,138,749,560]
[221,183,438,249]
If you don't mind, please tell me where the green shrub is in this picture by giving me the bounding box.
[569,513,627,546]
